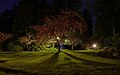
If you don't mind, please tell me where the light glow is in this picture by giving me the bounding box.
[93,44,97,48]
[57,37,60,40]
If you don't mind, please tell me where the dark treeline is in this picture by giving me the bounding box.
[95,0,120,38]
[92,0,120,49]
[0,0,92,37]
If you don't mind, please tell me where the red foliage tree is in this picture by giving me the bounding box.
[0,32,12,43]
[33,10,87,51]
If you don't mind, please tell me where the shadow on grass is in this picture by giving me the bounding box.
[0,67,38,75]
[0,52,60,75]
[0,52,33,58]
[40,52,60,65]
[0,60,8,63]
[62,51,90,61]
[62,51,111,66]
[0,52,52,61]
[13,53,51,60]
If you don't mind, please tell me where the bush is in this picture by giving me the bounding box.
[40,44,50,50]
[98,47,120,59]
[31,44,41,51]
[7,42,23,51]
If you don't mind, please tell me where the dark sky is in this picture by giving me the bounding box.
[0,0,20,13]
[0,0,96,23]
[0,0,95,13]
[0,0,95,12]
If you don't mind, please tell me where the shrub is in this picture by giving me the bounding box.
[0,32,12,51]
[31,44,41,51]
[40,44,51,50]
[98,47,120,59]
[7,42,23,51]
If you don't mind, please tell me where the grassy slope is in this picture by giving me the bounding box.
[0,50,120,75]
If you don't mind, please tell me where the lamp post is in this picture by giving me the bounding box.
[57,37,60,52]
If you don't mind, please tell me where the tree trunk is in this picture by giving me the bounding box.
[57,39,60,52]
[71,44,74,50]
[52,43,54,48]
[0,43,3,52]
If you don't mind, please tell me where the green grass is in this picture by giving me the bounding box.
[0,50,120,75]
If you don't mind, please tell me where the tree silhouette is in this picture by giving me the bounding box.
[0,8,16,33]
[81,8,94,48]
[95,0,120,38]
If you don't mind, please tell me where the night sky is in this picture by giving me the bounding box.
[0,0,20,13]
[0,0,95,13]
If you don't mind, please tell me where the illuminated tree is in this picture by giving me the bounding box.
[0,32,12,43]
[33,10,87,52]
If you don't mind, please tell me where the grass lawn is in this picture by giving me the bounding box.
[0,50,120,75]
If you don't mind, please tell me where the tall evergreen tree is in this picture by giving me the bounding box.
[13,0,34,36]
[82,8,93,38]
[13,0,53,36]
[95,0,120,38]
[53,0,81,11]
[0,7,16,33]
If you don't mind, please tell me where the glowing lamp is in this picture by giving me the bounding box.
[57,37,60,40]
[93,44,97,48]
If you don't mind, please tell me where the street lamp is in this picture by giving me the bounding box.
[57,37,60,40]
[93,44,97,48]
[92,43,98,50]
[57,37,60,52]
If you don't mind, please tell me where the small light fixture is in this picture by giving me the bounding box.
[57,37,60,40]
[93,44,97,48]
